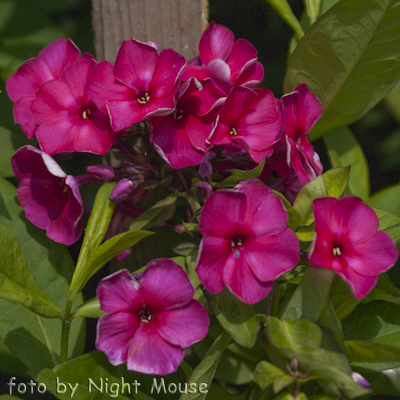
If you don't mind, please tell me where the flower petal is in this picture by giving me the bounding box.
[97,269,144,313]
[196,236,231,293]
[227,39,257,83]
[154,300,209,347]
[96,311,140,365]
[336,267,378,299]
[12,96,37,139]
[140,259,194,311]
[127,323,183,375]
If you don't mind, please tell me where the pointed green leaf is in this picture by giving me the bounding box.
[285,0,400,140]
[70,183,115,292]
[273,375,296,394]
[0,177,84,371]
[180,332,231,400]
[70,229,153,297]
[0,224,62,318]
[293,175,328,226]
[207,287,260,348]
[265,0,304,38]
[344,340,400,370]
[304,0,320,24]
[323,127,369,200]
[330,278,361,321]
[321,166,350,199]
[368,183,400,215]
[343,300,400,347]
[71,297,104,319]
[273,190,301,231]
[129,194,176,231]
[277,265,336,322]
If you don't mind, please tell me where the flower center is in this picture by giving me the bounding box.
[81,109,91,119]
[137,92,151,104]
[333,246,342,257]
[173,110,184,120]
[139,308,152,323]
[230,127,238,136]
[231,238,243,247]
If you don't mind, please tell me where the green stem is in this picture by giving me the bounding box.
[176,169,201,215]
[271,283,282,316]
[60,297,73,364]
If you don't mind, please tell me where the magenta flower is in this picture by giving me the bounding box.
[87,40,186,132]
[209,86,282,163]
[11,145,83,246]
[196,183,299,304]
[96,259,209,374]
[181,21,264,93]
[275,84,323,184]
[30,58,117,155]
[150,78,225,169]
[309,197,398,298]
[5,38,81,139]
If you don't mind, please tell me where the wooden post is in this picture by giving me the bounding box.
[91,0,209,63]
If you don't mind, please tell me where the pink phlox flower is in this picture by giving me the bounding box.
[309,197,398,298]
[96,259,209,374]
[87,39,186,132]
[181,21,264,93]
[30,57,117,155]
[196,182,299,304]
[278,84,323,184]
[150,78,225,169]
[11,145,83,246]
[5,38,81,139]
[209,85,282,163]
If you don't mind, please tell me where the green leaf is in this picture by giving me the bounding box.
[330,278,361,321]
[342,300,400,347]
[207,287,260,348]
[293,175,328,226]
[363,274,400,306]
[261,317,369,398]
[71,297,105,319]
[0,126,28,177]
[0,396,24,400]
[265,0,304,38]
[344,340,400,370]
[215,159,266,188]
[0,177,85,371]
[368,183,400,214]
[284,0,400,140]
[253,360,286,390]
[33,350,188,400]
[323,127,370,200]
[321,166,350,199]
[273,190,301,231]
[277,265,336,323]
[129,194,176,231]
[180,332,231,400]
[304,0,320,24]
[0,224,62,318]
[70,229,153,297]
[70,183,115,293]
[273,375,296,394]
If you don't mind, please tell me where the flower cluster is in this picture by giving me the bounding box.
[6,21,399,379]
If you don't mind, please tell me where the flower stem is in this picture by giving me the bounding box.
[176,169,201,215]
[60,297,73,364]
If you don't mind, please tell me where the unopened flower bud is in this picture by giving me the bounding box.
[351,372,370,387]
[109,178,135,202]
[197,182,212,203]
[87,164,115,182]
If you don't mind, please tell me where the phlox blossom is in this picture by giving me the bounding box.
[6,38,81,139]
[96,259,209,374]
[11,145,83,246]
[196,183,299,304]
[309,197,398,298]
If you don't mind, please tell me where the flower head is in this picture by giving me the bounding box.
[196,183,299,304]
[96,259,209,374]
[309,197,398,298]
[6,38,81,139]
[11,145,83,245]
[30,58,117,155]
[87,40,186,132]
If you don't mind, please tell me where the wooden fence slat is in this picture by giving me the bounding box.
[91,0,209,62]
